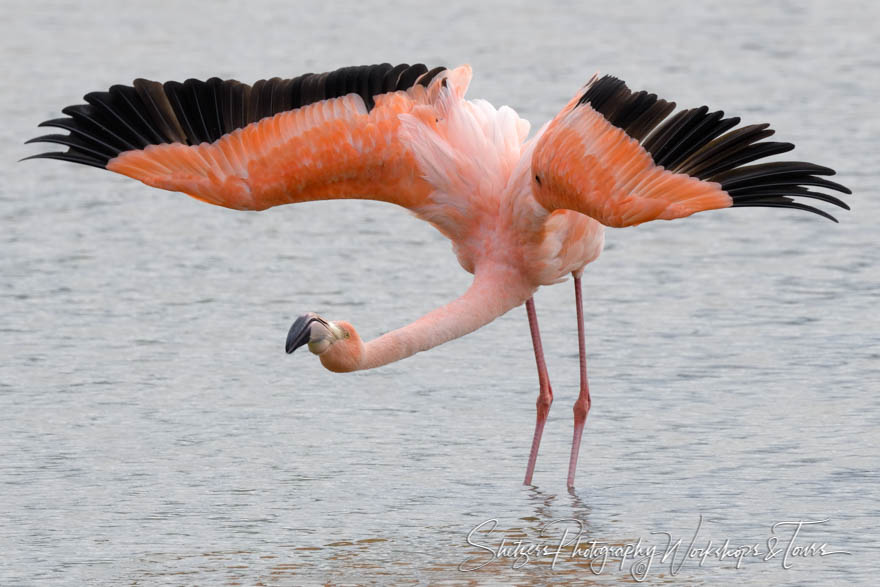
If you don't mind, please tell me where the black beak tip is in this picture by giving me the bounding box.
[285,314,312,354]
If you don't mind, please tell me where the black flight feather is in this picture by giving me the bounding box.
[26,63,447,170]
[577,75,851,221]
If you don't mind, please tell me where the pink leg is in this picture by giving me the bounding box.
[523,297,552,486]
[567,275,591,489]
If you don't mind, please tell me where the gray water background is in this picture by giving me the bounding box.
[2,0,878,584]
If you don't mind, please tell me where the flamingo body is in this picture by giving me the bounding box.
[26,62,850,487]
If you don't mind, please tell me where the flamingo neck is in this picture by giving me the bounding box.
[320,265,534,373]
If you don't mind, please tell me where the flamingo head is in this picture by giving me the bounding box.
[285,312,350,356]
[285,313,364,372]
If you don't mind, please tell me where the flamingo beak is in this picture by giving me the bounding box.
[285,312,328,354]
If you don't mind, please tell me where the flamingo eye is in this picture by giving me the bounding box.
[535,175,542,186]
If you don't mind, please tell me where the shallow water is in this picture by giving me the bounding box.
[2,0,878,584]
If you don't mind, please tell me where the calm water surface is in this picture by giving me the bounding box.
[2,1,878,584]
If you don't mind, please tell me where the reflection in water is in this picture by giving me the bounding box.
[127,487,709,585]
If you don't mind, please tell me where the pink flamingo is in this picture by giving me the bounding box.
[25,63,849,487]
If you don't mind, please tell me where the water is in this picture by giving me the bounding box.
[2,0,878,584]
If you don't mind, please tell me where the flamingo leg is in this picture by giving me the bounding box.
[523,297,553,485]
[567,274,592,489]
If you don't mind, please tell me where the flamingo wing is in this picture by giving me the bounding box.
[530,75,851,227]
[25,63,452,212]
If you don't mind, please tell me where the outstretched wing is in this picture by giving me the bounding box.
[25,63,456,212]
[531,75,851,227]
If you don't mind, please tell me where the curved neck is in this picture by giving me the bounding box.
[348,265,533,371]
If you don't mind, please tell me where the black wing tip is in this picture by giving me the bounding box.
[577,74,625,101]
[576,75,629,114]
[733,199,840,222]
[817,171,852,195]
[575,73,852,221]
[418,66,447,87]
[721,159,852,218]
[28,62,449,171]
[20,151,106,168]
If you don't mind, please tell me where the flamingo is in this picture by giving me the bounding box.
[25,63,850,488]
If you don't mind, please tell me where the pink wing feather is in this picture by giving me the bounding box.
[26,64,456,214]
[531,75,850,227]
